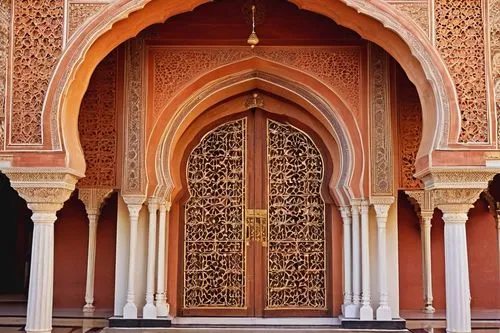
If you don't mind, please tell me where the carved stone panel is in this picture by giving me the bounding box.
[78,50,118,188]
[435,0,489,143]
[68,2,109,39]
[369,44,393,195]
[490,0,500,146]
[387,1,430,37]
[152,47,361,117]
[184,118,247,309]
[0,0,10,150]
[266,120,326,309]
[397,68,424,190]
[10,0,64,145]
[122,39,146,194]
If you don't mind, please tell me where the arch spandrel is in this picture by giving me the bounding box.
[40,0,460,178]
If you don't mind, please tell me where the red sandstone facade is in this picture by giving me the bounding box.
[0,1,499,332]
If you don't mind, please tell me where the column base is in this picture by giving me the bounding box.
[359,304,374,320]
[376,305,392,321]
[344,303,359,318]
[26,330,52,333]
[156,300,170,317]
[424,304,436,313]
[142,303,157,319]
[83,303,95,313]
[123,302,138,319]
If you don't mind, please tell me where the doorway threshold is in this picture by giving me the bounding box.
[172,317,341,326]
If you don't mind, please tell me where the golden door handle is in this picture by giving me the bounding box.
[260,216,268,247]
[246,209,267,246]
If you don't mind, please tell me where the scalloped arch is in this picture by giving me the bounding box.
[42,0,459,178]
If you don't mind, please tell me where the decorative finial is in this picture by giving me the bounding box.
[247,5,259,48]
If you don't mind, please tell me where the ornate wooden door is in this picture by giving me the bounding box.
[182,110,328,317]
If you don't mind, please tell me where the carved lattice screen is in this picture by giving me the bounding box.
[183,118,247,309]
[266,120,326,309]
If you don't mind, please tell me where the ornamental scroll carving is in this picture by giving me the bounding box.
[184,119,247,309]
[78,50,118,188]
[267,120,326,309]
[490,0,500,146]
[0,0,10,150]
[387,1,430,37]
[152,47,361,117]
[369,44,393,195]
[68,2,109,39]
[397,68,423,189]
[435,0,489,143]
[122,39,146,194]
[10,0,64,145]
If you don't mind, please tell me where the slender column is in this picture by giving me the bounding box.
[156,202,170,317]
[143,198,159,318]
[420,211,435,313]
[441,209,471,333]
[341,206,355,317]
[372,198,394,320]
[79,188,112,312]
[350,200,361,318]
[122,195,145,319]
[359,200,373,320]
[83,214,98,312]
[25,208,60,333]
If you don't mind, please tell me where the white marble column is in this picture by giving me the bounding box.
[143,198,159,318]
[83,214,98,312]
[372,198,394,320]
[350,200,361,318]
[441,209,471,333]
[341,206,355,317]
[5,170,79,333]
[359,199,373,320]
[25,208,60,333]
[79,188,112,312]
[420,211,435,313]
[122,195,145,319]
[156,202,170,317]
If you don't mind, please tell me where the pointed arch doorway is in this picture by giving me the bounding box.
[180,107,336,318]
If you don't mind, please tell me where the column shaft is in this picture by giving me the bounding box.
[421,213,435,313]
[350,202,361,318]
[25,211,58,333]
[123,203,142,319]
[373,201,393,320]
[341,207,355,317]
[156,203,170,317]
[143,200,158,318]
[83,215,98,312]
[442,212,471,333]
[359,200,373,320]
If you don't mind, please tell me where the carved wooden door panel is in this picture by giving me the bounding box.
[182,111,328,317]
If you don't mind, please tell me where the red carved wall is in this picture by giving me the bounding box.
[78,50,119,188]
[54,192,117,309]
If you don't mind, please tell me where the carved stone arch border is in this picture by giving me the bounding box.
[153,70,361,206]
[40,0,459,178]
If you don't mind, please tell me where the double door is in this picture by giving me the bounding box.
[182,110,328,317]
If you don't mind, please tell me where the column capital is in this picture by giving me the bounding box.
[3,168,80,218]
[78,188,113,217]
[122,194,146,218]
[159,201,172,212]
[147,197,160,213]
[370,196,394,218]
[340,206,352,221]
[420,210,434,225]
[433,188,482,216]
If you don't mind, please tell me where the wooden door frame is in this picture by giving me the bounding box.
[168,92,342,317]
